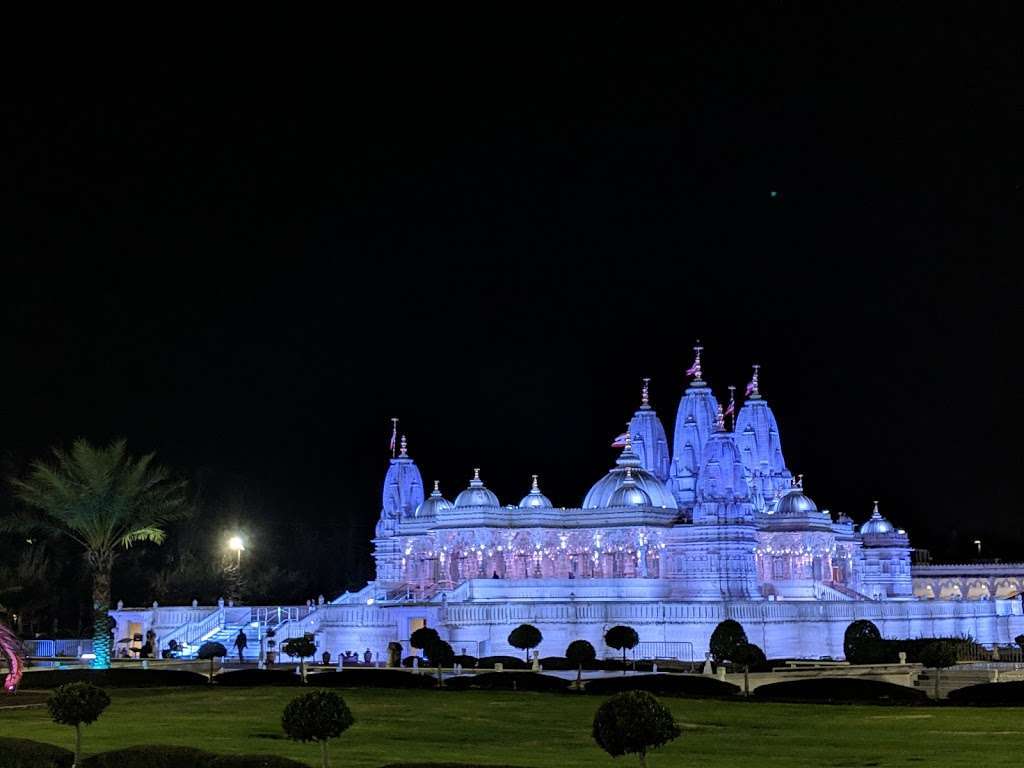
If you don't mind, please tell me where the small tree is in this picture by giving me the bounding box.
[708,619,747,664]
[566,639,597,688]
[508,624,543,663]
[843,619,884,664]
[919,640,958,699]
[282,634,317,682]
[48,681,110,767]
[592,690,681,768]
[197,641,228,683]
[282,689,354,768]
[732,642,766,696]
[605,625,640,669]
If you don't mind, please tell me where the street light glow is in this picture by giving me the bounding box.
[228,536,245,553]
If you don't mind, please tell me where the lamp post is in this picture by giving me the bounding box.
[228,536,245,568]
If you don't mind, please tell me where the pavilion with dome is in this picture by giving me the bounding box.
[109,346,1024,662]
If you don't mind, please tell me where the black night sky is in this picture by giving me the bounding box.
[2,12,1022,610]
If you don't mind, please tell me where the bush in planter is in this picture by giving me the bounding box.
[585,673,739,698]
[306,669,437,689]
[47,682,110,768]
[708,619,748,664]
[282,690,354,768]
[444,671,570,692]
[0,736,73,768]
[198,641,228,682]
[753,677,928,704]
[216,668,301,686]
[592,690,681,767]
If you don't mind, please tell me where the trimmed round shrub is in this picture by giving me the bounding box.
[198,641,229,681]
[282,690,354,767]
[477,655,528,670]
[732,642,766,670]
[21,669,207,688]
[709,619,748,663]
[843,619,886,664]
[753,677,928,704]
[81,745,214,767]
[215,669,301,687]
[604,625,639,663]
[410,627,441,652]
[0,736,73,768]
[566,640,597,670]
[444,671,570,692]
[48,682,110,767]
[428,640,455,667]
[585,673,739,698]
[592,691,681,763]
[948,680,1024,705]
[306,669,437,689]
[507,624,543,662]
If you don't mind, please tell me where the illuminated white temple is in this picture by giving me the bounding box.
[111,347,1024,661]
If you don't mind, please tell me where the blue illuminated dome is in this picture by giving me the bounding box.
[415,480,453,519]
[454,468,500,508]
[519,475,553,509]
[860,502,895,536]
[764,484,832,530]
[608,470,652,508]
[583,434,678,510]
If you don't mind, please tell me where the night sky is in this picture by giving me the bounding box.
[2,13,1021,602]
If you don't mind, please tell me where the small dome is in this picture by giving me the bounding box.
[860,502,895,536]
[583,435,678,510]
[608,470,652,508]
[774,490,819,517]
[454,468,500,508]
[415,480,453,519]
[519,475,553,509]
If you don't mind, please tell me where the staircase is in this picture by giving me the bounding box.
[201,623,262,662]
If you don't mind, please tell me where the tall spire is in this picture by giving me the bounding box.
[745,364,761,399]
[640,377,651,409]
[399,434,408,458]
[624,425,633,452]
[685,340,704,384]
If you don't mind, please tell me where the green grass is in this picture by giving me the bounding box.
[0,687,1021,767]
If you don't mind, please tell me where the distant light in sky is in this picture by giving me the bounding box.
[770,190,778,198]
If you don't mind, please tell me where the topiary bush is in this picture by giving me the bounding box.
[843,619,886,664]
[444,671,570,692]
[584,673,739,698]
[0,737,73,768]
[281,690,355,768]
[565,640,597,686]
[47,682,110,767]
[604,626,639,666]
[753,677,928,704]
[198,641,229,682]
[592,690,681,766]
[507,624,543,663]
[308,669,436,689]
[709,619,748,663]
[21,668,207,688]
[410,627,441,653]
[215,669,301,686]
[281,634,317,682]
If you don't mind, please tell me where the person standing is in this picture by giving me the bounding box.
[234,629,248,663]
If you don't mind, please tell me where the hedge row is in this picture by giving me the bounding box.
[583,673,739,698]
[19,669,207,689]
[947,681,1024,705]
[850,636,986,665]
[0,740,307,768]
[753,678,928,704]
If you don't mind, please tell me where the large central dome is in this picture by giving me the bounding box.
[454,468,500,508]
[583,436,678,510]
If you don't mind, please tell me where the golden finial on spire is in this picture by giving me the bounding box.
[399,435,408,457]
[641,377,650,408]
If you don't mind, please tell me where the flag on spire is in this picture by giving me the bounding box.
[389,418,398,457]
[611,432,629,448]
[685,341,703,381]
[725,385,736,419]
[745,364,760,397]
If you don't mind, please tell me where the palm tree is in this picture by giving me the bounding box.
[5,439,188,668]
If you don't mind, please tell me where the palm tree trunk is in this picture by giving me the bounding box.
[91,558,114,670]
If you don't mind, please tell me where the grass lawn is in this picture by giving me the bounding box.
[1,686,1021,767]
